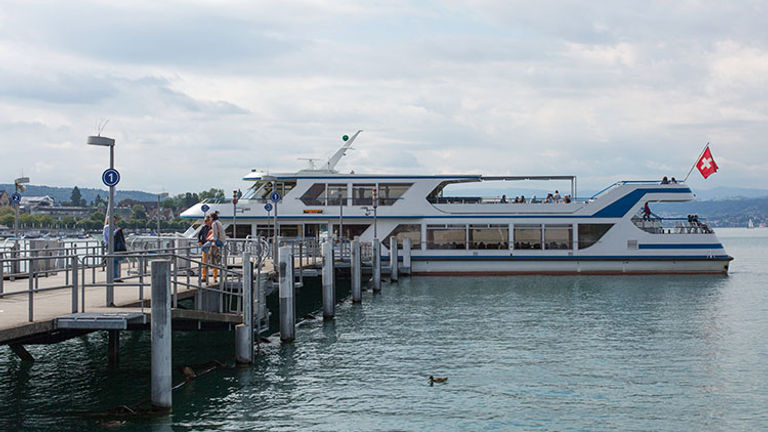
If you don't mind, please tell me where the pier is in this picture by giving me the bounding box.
[0,235,411,410]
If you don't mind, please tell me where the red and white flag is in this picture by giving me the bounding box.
[697,146,718,179]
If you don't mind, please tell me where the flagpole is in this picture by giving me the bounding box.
[683,142,710,182]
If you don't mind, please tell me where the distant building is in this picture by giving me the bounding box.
[31,206,92,220]
[20,195,56,212]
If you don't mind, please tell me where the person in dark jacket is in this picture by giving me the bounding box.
[198,215,212,282]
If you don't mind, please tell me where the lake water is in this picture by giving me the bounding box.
[1,228,767,431]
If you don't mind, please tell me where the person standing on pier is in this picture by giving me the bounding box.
[203,212,226,283]
[103,216,127,281]
[198,215,212,282]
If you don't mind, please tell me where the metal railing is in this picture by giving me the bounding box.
[0,237,272,329]
[631,217,714,234]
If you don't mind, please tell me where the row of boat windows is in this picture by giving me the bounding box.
[301,183,413,206]
[385,223,613,251]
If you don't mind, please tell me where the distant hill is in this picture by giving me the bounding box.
[0,184,158,204]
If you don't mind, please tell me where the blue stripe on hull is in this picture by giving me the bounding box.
[638,243,723,250]
[408,255,732,261]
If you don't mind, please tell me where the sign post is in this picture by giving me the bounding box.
[88,135,117,306]
[232,190,239,239]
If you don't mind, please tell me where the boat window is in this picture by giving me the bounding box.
[332,224,370,241]
[384,224,422,250]
[278,180,297,197]
[280,224,300,238]
[578,224,614,249]
[544,224,572,250]
[469,224,508,250]
[327,184,348,206]
[352,184,375,206]
[378,183,413,206]
[514,224,542,250]
[427,224,466,249]
[301,183,326,206]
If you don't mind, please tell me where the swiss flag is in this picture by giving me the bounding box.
[697,146,718,179]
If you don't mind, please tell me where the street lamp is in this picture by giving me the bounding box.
[157,192,168,248]
[87,135,117,306]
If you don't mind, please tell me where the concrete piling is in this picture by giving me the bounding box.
[351,239,362,303]
[389,236,398,282]
[108,330,120,368]
[151,260,172,411]
[322,241,335,320]
[236,252,253,364]
[373,239,381,293]
[279,246,295,342]
[403,237,412,275]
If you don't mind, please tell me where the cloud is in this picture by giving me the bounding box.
[0,0,766,196]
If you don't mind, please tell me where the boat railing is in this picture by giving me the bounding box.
[631,216,713,234]
[590,180,686,199]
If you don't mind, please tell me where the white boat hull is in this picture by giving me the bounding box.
[409,257,731,275]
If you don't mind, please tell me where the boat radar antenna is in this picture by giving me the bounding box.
[325,130,362,172]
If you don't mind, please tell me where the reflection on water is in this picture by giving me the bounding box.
[1,230,767,431]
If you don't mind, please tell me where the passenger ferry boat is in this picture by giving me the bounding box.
[182,132,732,274]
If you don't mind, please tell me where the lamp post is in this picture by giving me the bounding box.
[13,177,29,246]
[337,190,344,244]
[87,135,117,306]
[157,192,168,249]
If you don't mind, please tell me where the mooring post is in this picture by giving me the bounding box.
[403,237,412,275]
[322,241,335,320]
[351,239,362,303]
[389,236,398,282]
[373,239,381,293]
[151,260,172,411]
[108,330,120,368]
[236,252,253,364]
[279,246,295,342]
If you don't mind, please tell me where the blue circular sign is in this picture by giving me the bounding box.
[264,203,273,212]
[102,168,120,187]
[11,192,21,203]
[200,204,210,213]
[270,192,281,203]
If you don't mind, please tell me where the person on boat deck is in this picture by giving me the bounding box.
[103,216,127,281]
[643,202,652,220]
[670,177,677,184]
[531,195,539,203]
[564,194,571,203]
[197,215,212,282]
[545,193,554,203]
[553,190,561,202]
[500,194,507,203]
[661,176,669,184]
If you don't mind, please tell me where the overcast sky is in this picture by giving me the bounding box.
[1,0,767,196]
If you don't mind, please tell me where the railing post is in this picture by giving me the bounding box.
[72,254,79,313]
[278,246,295,342]
[0,252,4,294]
[28,257,34,322]
[403,237,412,275]
[351,239,362,303]
[373,239,381,293]
[151,260,172,411]
[322,241,335,320]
